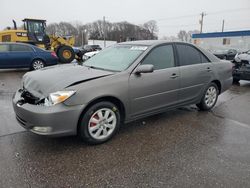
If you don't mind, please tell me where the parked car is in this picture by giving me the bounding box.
[13,41,232,144]
[82,51,100,61]
[234,50,250,63]
[73,45,102,61]
[213,49,238,61]
[83,45,102,52]
[0,42,58,70]
[232,50,250,82]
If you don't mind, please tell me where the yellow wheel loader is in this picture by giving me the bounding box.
[0,19,76,63]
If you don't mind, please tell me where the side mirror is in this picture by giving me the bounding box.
[135,64,154,74]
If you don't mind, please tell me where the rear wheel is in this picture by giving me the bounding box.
[196,83,218,111]
[57,46,75,63]
[79,102,121,144]
[31,59,45,70]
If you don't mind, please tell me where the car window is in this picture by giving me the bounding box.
[0,44,9,52]
[10,44,33,52]
[141,45,175,70]
[201,53,210,63]
[176,44,205,66]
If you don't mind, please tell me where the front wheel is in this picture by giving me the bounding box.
[57,46,75,63]
[31,59,45,70]
[196,83,218,111]
[79,102,121,144]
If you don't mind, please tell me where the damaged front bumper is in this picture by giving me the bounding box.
[12,89,85,136]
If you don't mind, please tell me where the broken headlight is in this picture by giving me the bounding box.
[44,91,76,106]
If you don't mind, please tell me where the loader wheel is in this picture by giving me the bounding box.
[57,46,75,63]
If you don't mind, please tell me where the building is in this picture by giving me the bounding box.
[192,30,250,51]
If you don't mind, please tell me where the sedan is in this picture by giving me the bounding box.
[213,49,238,61]
[13,41,232,144]
[234,50,250,63]
[0,42,58,70]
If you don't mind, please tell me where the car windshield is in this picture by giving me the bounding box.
[84,45,148,71]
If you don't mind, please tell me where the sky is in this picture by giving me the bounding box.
[1,0,250,38]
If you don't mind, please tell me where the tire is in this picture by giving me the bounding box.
[31,59,45,70]
[78,102,121,144]
[196,83,219,111]
[57,46,75,63]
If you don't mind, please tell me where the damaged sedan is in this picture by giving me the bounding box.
[13,41,233,144]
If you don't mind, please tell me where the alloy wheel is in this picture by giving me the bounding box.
[32,60,44,70]
[205,86,217,107]
[88,108,117,140]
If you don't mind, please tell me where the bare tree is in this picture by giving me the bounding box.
[177,30,199,42]
[46,20,159,45]
[177,30,189,42]
[46,23,59,35]
[143,20,158,39]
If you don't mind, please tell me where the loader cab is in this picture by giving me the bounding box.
[23,19,49,46]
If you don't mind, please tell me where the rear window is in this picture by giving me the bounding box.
[176,44,210,66]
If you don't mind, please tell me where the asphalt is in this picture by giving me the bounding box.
[0,69,250,188]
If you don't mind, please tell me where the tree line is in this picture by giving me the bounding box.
[46,20,158,46]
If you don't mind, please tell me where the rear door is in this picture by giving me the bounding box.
[175,43,213,103]
[129,44,180,117]
[0,44,10,68]
[8,44,34,68]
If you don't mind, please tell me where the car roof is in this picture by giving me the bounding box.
[0,42,33,47]
[119,40,192,46]
[0,42,48,52]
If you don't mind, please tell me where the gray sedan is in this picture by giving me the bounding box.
[13,41,233,144]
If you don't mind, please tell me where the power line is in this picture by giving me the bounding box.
[158,23,199,28]
[132,7,250,24]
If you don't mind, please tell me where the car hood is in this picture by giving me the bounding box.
[238,53,250,60]
[22,64,114,99]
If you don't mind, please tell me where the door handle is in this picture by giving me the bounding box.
[170,73,179,79]
[206,67,212,72]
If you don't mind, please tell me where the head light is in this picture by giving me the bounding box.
[82,55,90,61]
[44,91,76,106]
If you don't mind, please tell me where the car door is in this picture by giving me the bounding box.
[129,44,180,117]
[8,44,34,68]
[175,44,213,103]
[0,44,10,68]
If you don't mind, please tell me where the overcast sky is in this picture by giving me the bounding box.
[1,0,250,38]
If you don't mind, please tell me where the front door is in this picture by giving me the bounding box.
[0,44,10,68]
[129,44,180,117]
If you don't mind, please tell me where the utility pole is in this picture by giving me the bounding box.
[222,19,225,32]
[199,12,206,33]
[81,30,84,47]
[103,16,106,48]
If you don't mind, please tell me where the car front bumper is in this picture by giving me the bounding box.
[233,69,250,81]
[12,89,85,136]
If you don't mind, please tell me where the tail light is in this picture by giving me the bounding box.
[51,51,57,58]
